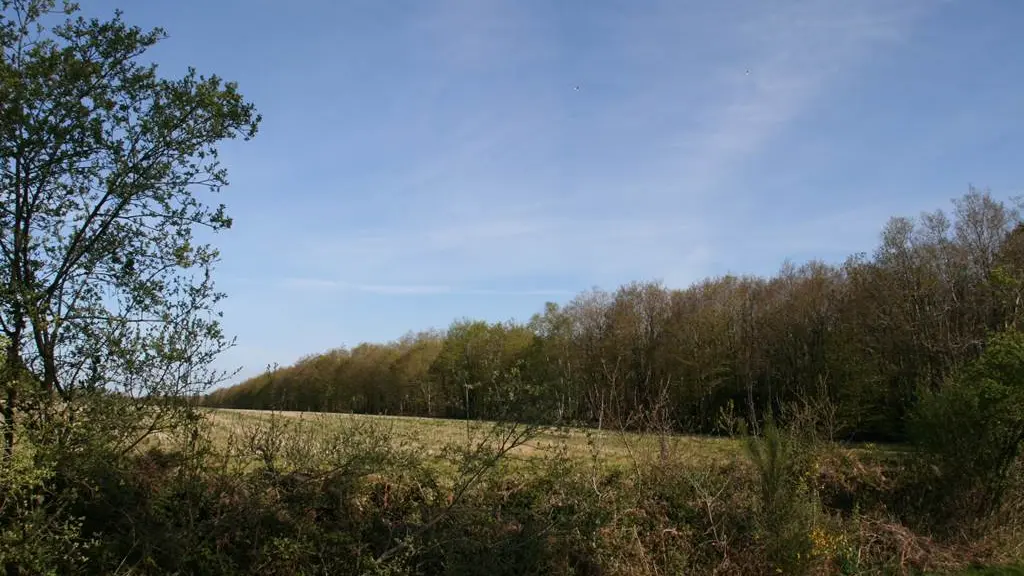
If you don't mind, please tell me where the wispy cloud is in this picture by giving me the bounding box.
[303,213,711,290]
[288,1,929,295]
[669,1,922,199]
[281,277,572,297]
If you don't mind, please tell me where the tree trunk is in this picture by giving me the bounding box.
[2,385,14,460]
[2,339,22,461]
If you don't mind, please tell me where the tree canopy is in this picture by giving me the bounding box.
[1,0,259,458]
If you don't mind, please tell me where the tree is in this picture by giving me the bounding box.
[391,331,443,416]
[0,0,259,459]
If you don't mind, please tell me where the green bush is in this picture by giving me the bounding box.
[744,418,820,575]
[908,330,1024,530]
[0,441,86,575]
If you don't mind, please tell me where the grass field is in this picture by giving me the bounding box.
[206,408,745,470]
[205,408,896,472]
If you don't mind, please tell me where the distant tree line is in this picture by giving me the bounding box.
[205,189,1024,441]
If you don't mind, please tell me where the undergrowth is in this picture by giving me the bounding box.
[2,407,1021,574]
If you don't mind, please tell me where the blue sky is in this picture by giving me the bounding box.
[83,1,1023,384]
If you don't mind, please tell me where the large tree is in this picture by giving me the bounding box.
[0,0,259,458]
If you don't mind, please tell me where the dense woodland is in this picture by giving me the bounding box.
[206,189,1024,442]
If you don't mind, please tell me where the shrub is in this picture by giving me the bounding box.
[908,330,1024,530]
[0,440,86,575]
[744,418,820,575]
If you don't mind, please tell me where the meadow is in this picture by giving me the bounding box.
[207,407,745,469]
[190,408,1022,575]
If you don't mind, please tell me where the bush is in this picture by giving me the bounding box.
[908,330,1024,530]
[744,418,819,574]
[0,440,86,575]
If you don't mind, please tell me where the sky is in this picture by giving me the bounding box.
[81,0,1023,385]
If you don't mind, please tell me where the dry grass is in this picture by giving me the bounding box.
[204,408,743,470]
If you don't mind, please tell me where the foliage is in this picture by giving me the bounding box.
[0,438,86,575]
[0,398,1018,574]
[0,0,259,459]
[0,1,258,573]
[744,418,818,574]
[66,411,1024,575]
[908,329,1024,530]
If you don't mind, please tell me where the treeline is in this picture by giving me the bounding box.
[206,189,1024,441]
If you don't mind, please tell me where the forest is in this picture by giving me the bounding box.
[206,189,1024,442]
